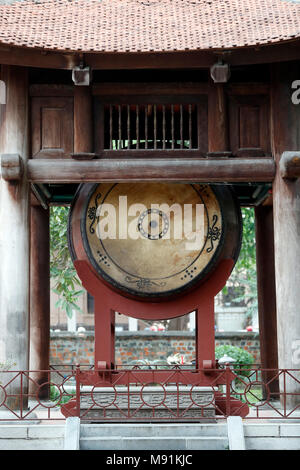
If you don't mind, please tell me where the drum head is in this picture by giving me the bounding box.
[69,182,242,300]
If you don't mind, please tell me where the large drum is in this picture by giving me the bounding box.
[68,183,242,301]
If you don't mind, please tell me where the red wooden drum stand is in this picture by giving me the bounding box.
[74,258,233,372]
[62,183,249,418]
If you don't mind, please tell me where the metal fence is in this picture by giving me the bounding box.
[0,366,299,422]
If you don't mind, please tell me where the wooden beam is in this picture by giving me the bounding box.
[86,43,300,69]
[27,157,275,183]
[92,82,209,96]
[0,40,299,71]
[29,82,269,98]
[226,83,270,96]
[226,41,300,67]
[29,84,74,97]
[76,50,215,70]
[0,45,77,70]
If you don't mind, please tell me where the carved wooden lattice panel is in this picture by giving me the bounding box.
[94,94,208,156]
[104,103,198,150]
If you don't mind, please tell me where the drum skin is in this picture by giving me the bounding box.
[68,182,242,301]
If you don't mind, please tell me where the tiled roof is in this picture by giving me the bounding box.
[0,0,299,53]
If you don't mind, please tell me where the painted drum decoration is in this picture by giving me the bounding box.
[68,183,242,301]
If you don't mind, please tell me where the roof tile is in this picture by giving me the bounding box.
[0,0,299,53]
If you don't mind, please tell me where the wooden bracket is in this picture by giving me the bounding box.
[203,360,213,369]
[30,184,49,209]
[202,359,214,374]
[97,361,108,370]
[0,153,23,181]
[280,151,300,180]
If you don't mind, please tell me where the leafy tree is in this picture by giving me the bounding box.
[50,206,83,318]
[221,207,257,323]
[235,207,256,273]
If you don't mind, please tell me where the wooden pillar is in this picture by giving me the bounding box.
[0,65,29,409]
[94,299,115,370]
[255,205,279,396]
[203,83,229,367]
[74,86,93,154]
[208,82,229,153]
[271,62,300,407]
[195,297,215,368]
[29,202,50,397]
[74,85,96,367]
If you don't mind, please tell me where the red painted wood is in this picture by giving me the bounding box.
[77,367,236,388]
[74,258,233,320]
[94,300,115,369]
[60,367,249,419]
[214,392,250,418]
[74,258,234,370]
[195,297,215,369]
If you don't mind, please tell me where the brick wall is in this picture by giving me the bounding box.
[50,331,260,366]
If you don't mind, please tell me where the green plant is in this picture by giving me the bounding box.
[231,272,258,322]
[50,206,84,318]
[215,345,263,406]
[50,385,75,406]
[235,207,256,273]
[221,207,258,324]
[215,344,254,377]
[241,387,263,405]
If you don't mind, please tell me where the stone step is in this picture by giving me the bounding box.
[0,424,65,439]
[0,437,64,451]
[80,436,229,451]
[0,425,65,450]
[80,423,227,438]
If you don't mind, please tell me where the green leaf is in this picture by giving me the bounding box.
[65,303,73,319]
[50,206,83,319]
